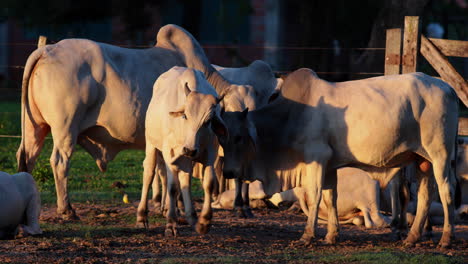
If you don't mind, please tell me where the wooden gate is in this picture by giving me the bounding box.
[384,16,468,135]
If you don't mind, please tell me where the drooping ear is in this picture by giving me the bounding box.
[211,114,229,143]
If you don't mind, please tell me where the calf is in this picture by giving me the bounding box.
[0,172,42,239]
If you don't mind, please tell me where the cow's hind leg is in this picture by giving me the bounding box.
[404,164,434,246]
[433,159,456,248]
[17,117,49,173]
[50,130,78,220]
[136,145,158,228]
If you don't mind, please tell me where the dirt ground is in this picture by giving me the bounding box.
[1,201,467,264]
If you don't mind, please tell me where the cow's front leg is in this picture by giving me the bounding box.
[196,164,215,234]
[242,182,254,218]
[233,178,246,217]
[299,166,329,245]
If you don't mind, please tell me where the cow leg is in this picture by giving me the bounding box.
[233,178,245,217]
[164,162,180,237]
[178,169,197,227]
[150,162,162,215]
[242,182,254,218]
[160,166,168,216]
[322,169,339,244]
[50,131,78,220]
[22,187,42,236]
[298,159,329,246]
[404,169,433,246]
[16,120,49,173]
[196,164,215,235]
[433,159,456,248]
[136,145,157,228]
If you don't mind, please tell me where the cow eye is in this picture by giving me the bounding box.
[182,114,187,120]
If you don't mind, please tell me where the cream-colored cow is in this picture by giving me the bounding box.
[0,172,42,239]
[220,69,458,248]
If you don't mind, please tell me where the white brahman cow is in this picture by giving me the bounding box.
[219,69,458,248]
[136,67,228,235]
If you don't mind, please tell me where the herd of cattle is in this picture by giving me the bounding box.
[1,24,467,248]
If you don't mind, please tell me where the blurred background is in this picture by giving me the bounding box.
[0,0,467,98]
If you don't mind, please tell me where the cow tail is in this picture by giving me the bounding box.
[17,48,44,172]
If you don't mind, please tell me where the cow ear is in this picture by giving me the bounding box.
[211,115,229,143]
[184,82,191,96]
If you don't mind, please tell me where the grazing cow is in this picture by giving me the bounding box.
[220,69,458,248]
[0,172,42,239]
[16,24,243,219]
[136,67,228,235]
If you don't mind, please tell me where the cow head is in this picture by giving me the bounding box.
[219,109,257,180]
[169,82,228,161]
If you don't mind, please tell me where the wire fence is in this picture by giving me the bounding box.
[0,40,387,89]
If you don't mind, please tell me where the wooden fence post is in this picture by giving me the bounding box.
[37,36,47,48]
[384,28,402,75]
[402,16,420,74]
[420,35,468,107]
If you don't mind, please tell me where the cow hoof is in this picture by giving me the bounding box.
[324,234,338,245]
[437,242,450,249]
[135,220,149,229]
[195,222,210,235]
[295,234,314,247]
[165,224,177,237]
[233,208,247,218]
[61,210,79,221]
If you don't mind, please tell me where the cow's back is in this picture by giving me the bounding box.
[30,39,183,146]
